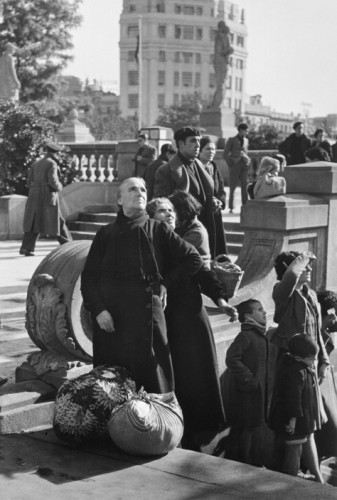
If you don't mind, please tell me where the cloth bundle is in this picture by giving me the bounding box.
[108,390,184,456]
[53,365,136,445]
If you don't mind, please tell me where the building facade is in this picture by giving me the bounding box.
[119,0,248,126]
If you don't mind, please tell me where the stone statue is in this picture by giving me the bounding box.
[212,21,234,108]
[0,42,21,102]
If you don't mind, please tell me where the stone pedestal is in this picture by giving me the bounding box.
[57,109,94,143]
[116,140,138,180]
[199,106,236,140]
[0,194,27,240]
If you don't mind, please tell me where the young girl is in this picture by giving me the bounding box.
[269,334,324,483]
[253,156,286,199]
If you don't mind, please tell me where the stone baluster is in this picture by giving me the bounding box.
[94,152,102,182]
[103,154,111,182]
[85,154,93,182]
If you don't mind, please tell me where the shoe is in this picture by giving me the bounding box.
[19,248,35,256]
[229,209,234,214]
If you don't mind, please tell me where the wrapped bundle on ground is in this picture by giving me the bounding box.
[212,254,244,298]
[108,390,184,456]
[53,365,136,445]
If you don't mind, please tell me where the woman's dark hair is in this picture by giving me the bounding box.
[316,290,337,316]
[200,135,214,152]
[314,128,324,138]
[237,299,261,323]
[274,251,300,281]
[305,146,330,162]
[168,191,201,224]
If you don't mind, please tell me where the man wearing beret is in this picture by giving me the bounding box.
[154,126,227,258]
[20,142,72,256]
[278,121,312,166]
[133,133,157,177]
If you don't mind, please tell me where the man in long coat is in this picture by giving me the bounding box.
[20,142,72,256]
[153,126,223,259]
[278,121,312,166]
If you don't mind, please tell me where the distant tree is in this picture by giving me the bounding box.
[0,101,73,196]
[84,106,138,141]
[156,92,203,131]
[0,0,83,101]
[248,124,280,150]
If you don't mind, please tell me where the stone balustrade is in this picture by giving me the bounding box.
[64,142,118,183]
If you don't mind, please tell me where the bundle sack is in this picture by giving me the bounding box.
[108,390,184,456]
[53,365,136,445]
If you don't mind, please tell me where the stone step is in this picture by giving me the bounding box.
[67,220,109,233]
[225,230,244,244]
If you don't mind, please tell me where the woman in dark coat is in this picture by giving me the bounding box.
[148,193,237,451]
[81,177,204,394]
[199,136,227,257]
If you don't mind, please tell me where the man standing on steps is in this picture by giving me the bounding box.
[133,133,157,177]
[20,142,72,256]
[223,123,251,213]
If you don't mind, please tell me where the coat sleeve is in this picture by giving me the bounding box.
[153,165,170,197]
[226,332,258,390]
[272,269,299,306]
[283,368,304,418]
[193,267,227,303]
[81,228,108,317]
[47,163,63,192]
[223,137,233,165]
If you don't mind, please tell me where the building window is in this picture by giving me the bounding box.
[174,71,179,86]
[236,58,244,69]
[235,77,242,91]
[229,56,233,67]
[196,28,203,40]
[175,4,181,14]
[175,25,182,39]
[182,72,193,87]
[195,72,201,87]
[174,52,180,63]
[158,94,165,108]
[128,50,135,62]
[209,73,215,88]
[128,94,139,108]
[183,26,194,40]
[158,70,165,86]
[195,53,201,64]
[237,35,244,47]
[173,93,179,106]
[196,6,203,15]
[226,75,232,89]
[209,28,216,41]
[158,25,166,38]
[129,4,136,12]
[183,5,194,15]
[235,99,241,110]
[159,50,166,62]
[127,25,138,37]
[156,2,165,13]
[225,97,231,108]
[230,33,234,43]
[128,70,139,86]
[182,52,193,64]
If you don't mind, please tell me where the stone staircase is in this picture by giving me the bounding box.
[67,208,244,256]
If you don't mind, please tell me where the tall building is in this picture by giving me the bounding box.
[119,0,248,126]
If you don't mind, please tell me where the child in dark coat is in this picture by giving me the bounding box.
[269,333,324,483]
[225,299,274,465]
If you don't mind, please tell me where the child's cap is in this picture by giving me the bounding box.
[288,333,319,358]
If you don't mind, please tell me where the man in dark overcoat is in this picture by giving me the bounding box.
[20,142,72,256]
[153,126,221,258]
[278,121,312,166]
[133,133,157,177]
[143,142,176,200]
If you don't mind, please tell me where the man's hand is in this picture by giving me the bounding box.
[217,299,238,322]
[286,417,296,435]
[288,251,316,276]
[212,197,222,211]
[96,310,115,333]
[159,284,167,310]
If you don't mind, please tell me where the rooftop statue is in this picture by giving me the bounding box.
[0,42,21,102]
[212,21,234,108]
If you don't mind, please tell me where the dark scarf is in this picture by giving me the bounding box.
[114,211,162,284]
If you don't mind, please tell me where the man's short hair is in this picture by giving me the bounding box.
[237,123,249,132]
[236,299,261,323]
[274,251,300,281]
[174,127,201,146]
[293,121,304,130]
[161,143,176,156]
[146,197,173,218]
[138,133,148,141]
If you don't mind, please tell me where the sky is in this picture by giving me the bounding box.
[64,0,337,117]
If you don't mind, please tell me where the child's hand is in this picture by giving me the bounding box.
[285,417,296,435]
[288,251,316,276]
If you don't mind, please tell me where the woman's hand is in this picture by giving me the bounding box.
[217,298,238,322]
[318,362,329,384]
[96,310,115,333]
[286,417,296,435]
[159,284,167,310]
